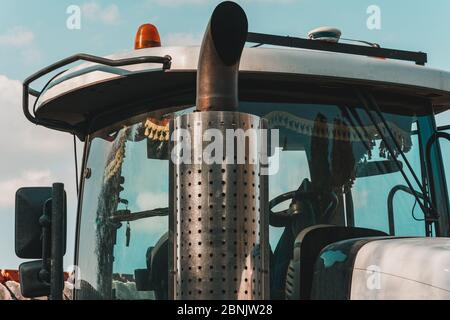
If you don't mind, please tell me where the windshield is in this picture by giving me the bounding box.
[75,96,432,300]
[76,113,173,300]
[242,100,426,248]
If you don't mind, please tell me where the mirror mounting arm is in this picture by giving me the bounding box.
[50,183,65,300]
[38,199,52,285]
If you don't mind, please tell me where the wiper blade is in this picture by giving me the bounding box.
[355,89,438,236]
[110,207,169,223]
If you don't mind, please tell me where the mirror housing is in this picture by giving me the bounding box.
[15,187,66,259]
[19,260,51,298]
[15,187,52,259]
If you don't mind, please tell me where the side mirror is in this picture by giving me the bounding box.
[15,184,67,300]
[15,187,66,259]
[19,261,51,298]
[356,160,403,178]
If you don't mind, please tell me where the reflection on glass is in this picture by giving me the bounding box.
[240,102,425,241]
[75,97,432,300]
[77,115,170,300]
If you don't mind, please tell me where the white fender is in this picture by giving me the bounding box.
[350,238,450,300]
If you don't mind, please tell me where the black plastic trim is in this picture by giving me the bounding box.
[247,32,427,65]
[23,54,172,136]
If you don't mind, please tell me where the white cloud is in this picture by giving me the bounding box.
[147,0,298,7]
[0,26,34,47]
[136,192,167,211]
[0,75,79,268]
[0,170,53,208]
[82,2,120,25]
[0,75,80,268]
[353,188,369,210]
[0,27,43,65]
[134,192,168,233]
[164,32,203,46]
[147,0,208,7]
[0,75,76,208]
[20,47,44,65]
[248,0,298,3]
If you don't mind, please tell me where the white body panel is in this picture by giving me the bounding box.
[351,238,450,300]
[39,46,450,106]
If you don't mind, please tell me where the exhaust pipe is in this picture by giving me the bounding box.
[196,1,248,112]
[170,2,269,300]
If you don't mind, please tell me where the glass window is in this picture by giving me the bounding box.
[438,127,450,206]
[435,110,450,128]
[76,113,172,300]
[239,101,428,238]
[75,95,434,300]
[435,110,450,205]
[352,130,425,236]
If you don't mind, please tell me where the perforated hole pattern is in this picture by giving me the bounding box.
[172,112,267,300]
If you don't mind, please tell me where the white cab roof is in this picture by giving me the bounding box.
[39,46,450,108]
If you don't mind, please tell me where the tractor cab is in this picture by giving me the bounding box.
[14,2,450,300]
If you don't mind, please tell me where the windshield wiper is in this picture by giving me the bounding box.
[354,89,438,236]
[110,207,169,223]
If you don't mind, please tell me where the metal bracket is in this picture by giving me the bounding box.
[23,54,172,135]
[425,132,450,222]
[247,32,427,66]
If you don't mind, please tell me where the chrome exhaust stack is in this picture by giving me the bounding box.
[170,2,269,300]
[196,1,248,112]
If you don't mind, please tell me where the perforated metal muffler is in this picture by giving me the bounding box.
[169,111,269,300]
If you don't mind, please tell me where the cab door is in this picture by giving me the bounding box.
[436,114,450,216]
[421,111,450,237]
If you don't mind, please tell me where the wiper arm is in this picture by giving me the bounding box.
[355,89,438,236]
[110,207,169,223]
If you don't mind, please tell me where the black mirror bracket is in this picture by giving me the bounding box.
[38,199,52,285]
[50,183,65,300]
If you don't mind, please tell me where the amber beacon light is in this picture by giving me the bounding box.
[135,23,161,49]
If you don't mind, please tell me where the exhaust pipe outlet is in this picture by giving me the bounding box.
[196,1,248,112]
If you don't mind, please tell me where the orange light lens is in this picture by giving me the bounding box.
[135,24,161,49]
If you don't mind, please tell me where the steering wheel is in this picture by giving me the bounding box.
[269,190,339,227]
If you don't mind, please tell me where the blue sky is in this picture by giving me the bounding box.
[1,0,450,269]
[2,0,450,80]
